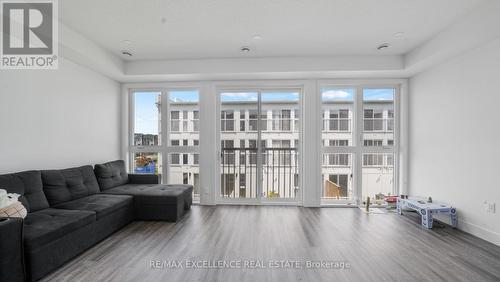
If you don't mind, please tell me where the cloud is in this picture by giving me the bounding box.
[322,90,352,100]
[221,92,258,101]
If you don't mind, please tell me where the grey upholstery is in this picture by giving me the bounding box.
[1,160,192,282]
[103,184,185,205]
[23,208,96,249]
[53,194,133,219]
[41,166,100,206]
[94,160,128,190]
[0,217,25,282]
[0,170,49,212]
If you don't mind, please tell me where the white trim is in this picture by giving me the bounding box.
[122,78,408,207]
[454,220,500,246]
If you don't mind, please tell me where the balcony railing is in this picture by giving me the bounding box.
[220,147,299,199]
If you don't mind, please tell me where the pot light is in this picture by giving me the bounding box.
[393,32,404,38]
[121,50,133,57]
[240,46,251,52]
[253,35,263,40]
[377,43,390,51]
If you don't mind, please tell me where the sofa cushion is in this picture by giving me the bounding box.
[23,208,96,249]
[53,194,133,219]
[0,170,49,212]
[94,160,128,191]
[41,165,100,206]
[102,184,185,205]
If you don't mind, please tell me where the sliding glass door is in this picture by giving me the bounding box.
[218,89,301,204]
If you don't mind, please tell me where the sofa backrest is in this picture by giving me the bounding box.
[0,170,49,212]
[94,160,128,191]
[41,165,100,206]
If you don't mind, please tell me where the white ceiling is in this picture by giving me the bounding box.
[59,0,484,61]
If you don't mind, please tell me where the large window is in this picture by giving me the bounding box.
[167,90,200,201]
[130,89,201,203]
[133,91,161,146]
[321,86,398,205]
[321,87,355,204]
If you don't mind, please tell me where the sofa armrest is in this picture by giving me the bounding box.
[128,174,161,184]
[0,217,25,282]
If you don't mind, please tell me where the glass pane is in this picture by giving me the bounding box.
[321,87,354,147]
[133,91,161,146]
[322,154,354,202]
[167,153,200,201]
[363,88,395,147]
[133,152,161,174]
[261,91,300,199]
[168,90,199,146]
[362,153,394,205]
[220,92,258,199]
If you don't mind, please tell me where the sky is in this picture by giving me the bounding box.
[321,88,394,101]
[135,90,200,134]
[220,92,300,102]
[134,89,393,134]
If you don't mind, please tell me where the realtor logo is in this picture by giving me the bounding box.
[1,0,58,69]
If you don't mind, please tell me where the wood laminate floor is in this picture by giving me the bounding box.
[41,206,500,282]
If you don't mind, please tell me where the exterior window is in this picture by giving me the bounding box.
[183,154,188,165]
[171,153,180,165]
[324,109,350,131]
[171,140,179,146]
[170,111,180,132]
[182,111,188,131]
[324,154,350,166]
[221,110,235,131]
[249,110,258,131]
[363,154,384,166]
[183,173,189,184]
[363,109,384,131]
[193,111,199,131]
[364,140,383,146]
[193,140,199,146]
[194,154,199,165]
[324,139,349,147]
[272,110,291,131]
[293,109,300,131]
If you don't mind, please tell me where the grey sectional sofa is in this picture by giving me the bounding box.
[0,160,192,282]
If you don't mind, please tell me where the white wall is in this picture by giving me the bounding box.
[0,58,121,173]
[409,38,500,245]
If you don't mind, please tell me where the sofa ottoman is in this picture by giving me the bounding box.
[102,184,187,221]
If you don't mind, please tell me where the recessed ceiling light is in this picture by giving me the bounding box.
[253,35,263,40]
[161,17,167,24]
[121,50,133,57]
[123,40,132,45]
[377,43,390,50]
[393,32,404,38]
[240,46,251,52]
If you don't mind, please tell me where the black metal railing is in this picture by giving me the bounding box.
[220,147,299,199]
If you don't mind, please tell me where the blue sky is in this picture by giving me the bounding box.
[220,92,300,102]
[321,88,394,101]
[135,89,392,134]
[135,91,161,134]
[135,90,200,134]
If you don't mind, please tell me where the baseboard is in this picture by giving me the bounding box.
[458,220,500,246]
